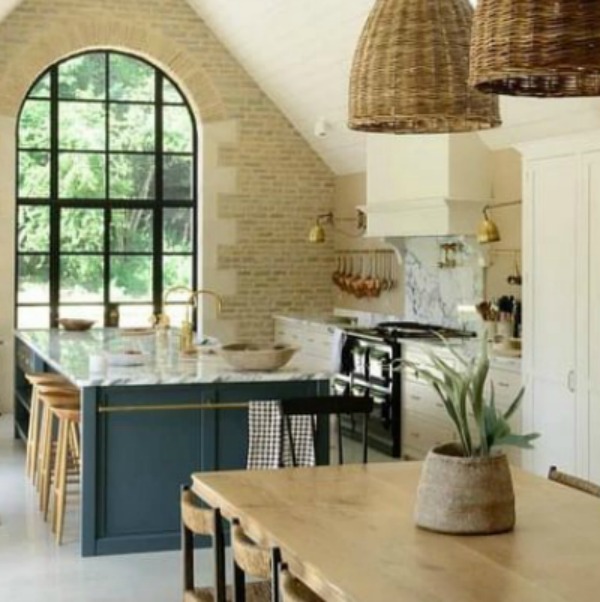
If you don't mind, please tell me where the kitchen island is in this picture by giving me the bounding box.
[14,328,330,557]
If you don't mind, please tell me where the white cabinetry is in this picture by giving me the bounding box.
[521,137,600,480]
[274,317,334,366]
[402,344,522,464]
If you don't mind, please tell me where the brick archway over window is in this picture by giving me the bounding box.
[0,17,226,122]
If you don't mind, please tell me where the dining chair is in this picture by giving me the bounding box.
[279,565,324,602]
[181,485,227,602]
[548,466,600,497]
[231,518,280,602]
[278,395,374,466]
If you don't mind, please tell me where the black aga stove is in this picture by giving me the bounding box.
[332,321,475,458]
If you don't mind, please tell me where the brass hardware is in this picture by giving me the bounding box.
[477,201,522,245]
[308,210,366,243]
[156,287,223,354]
[97,401,250,414]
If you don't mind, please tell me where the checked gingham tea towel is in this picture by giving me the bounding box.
[246,401,315,469]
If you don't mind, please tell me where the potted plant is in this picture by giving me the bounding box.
[400,338,539,535]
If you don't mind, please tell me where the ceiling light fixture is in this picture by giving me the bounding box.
[470,0,600,97]
[477,200,521,244]
[348,0,500,134]
[308,210,367,244]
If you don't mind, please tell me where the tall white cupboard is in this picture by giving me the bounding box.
[521,134,600,483]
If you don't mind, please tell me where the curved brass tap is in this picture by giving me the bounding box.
[190,289,223,315]
[154,285,194,328]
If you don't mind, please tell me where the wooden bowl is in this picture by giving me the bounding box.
[58,318,95,331]
[219,343,298,371]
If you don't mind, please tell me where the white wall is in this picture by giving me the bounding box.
[0,115,15,414]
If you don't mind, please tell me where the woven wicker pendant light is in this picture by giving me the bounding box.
[348,0,500,134]
[470,0,600,97]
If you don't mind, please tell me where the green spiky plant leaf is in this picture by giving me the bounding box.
[396,337,539,458]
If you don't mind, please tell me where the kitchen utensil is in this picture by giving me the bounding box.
[365,252,381,298]
[380,253,390,291]
[332,255,342,287]
[507,256,522,286]
[387,254,396,290]
[350,256,364,297]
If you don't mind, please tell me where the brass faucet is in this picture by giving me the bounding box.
[181,289,223,352]
[156,285,194,328]
[155,286,223,353]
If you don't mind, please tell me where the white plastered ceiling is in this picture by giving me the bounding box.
[189,0,375,175]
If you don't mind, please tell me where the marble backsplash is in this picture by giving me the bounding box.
[403,237,483,329]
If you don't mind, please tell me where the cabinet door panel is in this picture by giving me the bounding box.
[530,157,577,382]
[590,391,600,484]
[588,153,600,483]
[530,380,576,475]
[527,156,578,475]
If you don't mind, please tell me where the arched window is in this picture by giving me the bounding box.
[16,50,197,328]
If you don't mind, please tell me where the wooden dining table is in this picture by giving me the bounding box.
[192,461,600,602]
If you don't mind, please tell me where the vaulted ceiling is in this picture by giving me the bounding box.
[189,0,374,175]
[2,0,599,176]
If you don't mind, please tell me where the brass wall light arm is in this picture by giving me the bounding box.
[478,200,522,244]
[308,209,366,243]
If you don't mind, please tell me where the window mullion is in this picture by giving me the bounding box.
[49,65,60,327]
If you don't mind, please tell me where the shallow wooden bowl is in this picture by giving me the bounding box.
[219,343,298,371]
[58,318,95,331]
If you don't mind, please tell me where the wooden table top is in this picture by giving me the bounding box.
[192,462,600,602]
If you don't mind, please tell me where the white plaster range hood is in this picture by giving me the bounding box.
[362,133,492,238]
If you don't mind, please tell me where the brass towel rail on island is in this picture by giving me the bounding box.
[97,401,251,414]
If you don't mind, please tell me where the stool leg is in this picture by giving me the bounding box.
[35,402,49,493]
[25,386,39,480]
[68,422,80,467]
[52,418,69,540]
[40,412,56,518]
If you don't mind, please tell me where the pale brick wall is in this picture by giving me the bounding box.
[0,0,335,353]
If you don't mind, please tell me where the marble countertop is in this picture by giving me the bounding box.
[15,329,331,388]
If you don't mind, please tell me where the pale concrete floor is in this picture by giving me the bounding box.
[0,414,207,602]
[0,414,394,601]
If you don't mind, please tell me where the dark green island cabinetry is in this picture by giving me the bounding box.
[15,330,330,557]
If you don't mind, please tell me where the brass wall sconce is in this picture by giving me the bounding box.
[477,200,521,244]
[308,210,367,243]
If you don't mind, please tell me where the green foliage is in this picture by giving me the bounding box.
[399,338,539,458]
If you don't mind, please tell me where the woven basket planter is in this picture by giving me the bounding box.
[348,0,500,133]
[470,0,600,97]
[415,443,515,535]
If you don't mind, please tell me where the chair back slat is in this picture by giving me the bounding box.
[181,489,215,535]
[279,396,374,466]
[279,396,373,416]
[548,466,600,498]
[280,566,324,602]
[231,523,271,580]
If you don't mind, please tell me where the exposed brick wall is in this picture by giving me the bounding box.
[0,0,335,344]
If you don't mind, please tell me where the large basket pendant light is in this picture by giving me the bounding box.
[470,0,600,97]
[348,0,500,134]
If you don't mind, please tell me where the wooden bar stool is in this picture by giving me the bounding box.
[50,405,81,544]
[24,373,70,482]
[36,387,79,518]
